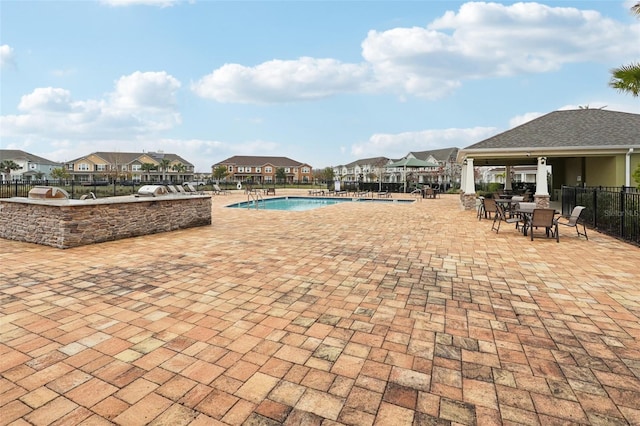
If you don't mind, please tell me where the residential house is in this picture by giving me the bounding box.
[333,157,390,183]
[0,149,61,181]
[65,151,196,184]
[212,156,313,184]
[409,147,460,188]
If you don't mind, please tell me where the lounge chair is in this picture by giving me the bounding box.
[213,184,230,195]
[184,183,204,194]
[554,206,588,240]
[166,185,179,194]
[528,208,559,242]
[491,202,522,233]
[377,191,391,198]
[175,185,188,194]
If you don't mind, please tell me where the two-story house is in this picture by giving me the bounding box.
[333,157,390,183]
[65,151,195,184]
[0,150,62,182]
[212,156,313,184]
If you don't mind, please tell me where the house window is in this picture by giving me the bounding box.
[265,176,273,183]
[78,163,89,171]
[256,167,261,173]
[245,167,252,173]
[302,167,310,174]
[121,165,128,171]
[96,164,106,171]
[285,168,290,173]
[132,164,141,171]
[265,167,272,173]
[228,166,233,172]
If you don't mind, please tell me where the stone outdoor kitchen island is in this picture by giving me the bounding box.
[0,187,212,249]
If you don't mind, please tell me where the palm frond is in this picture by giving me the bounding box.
[609,62,640,97]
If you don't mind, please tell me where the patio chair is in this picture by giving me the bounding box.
[529,208,559,242]
[480,197,498,220]
[554,206,588,240]
[491,202,522,233]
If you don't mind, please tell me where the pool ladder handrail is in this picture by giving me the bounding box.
[247,191,264,209]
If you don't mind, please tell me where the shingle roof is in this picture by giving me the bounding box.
[341,156,390,168]
[464,109,640,150]
[410,147,459,162]
[215,155,309,168]
[67,151,193,166]
[0,149,61,165]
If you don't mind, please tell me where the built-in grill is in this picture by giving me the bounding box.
[28,186,70,199]
[137,185,168,197]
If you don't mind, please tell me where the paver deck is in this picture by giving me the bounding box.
[1,190,639,425]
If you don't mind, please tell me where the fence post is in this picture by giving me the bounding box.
[592,188,598,229]
[620,188,626,240]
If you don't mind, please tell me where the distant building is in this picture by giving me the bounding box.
[212,156,313,184]
[0,149,61,181]
[333,157,390,183]
[65,151,196,184]
[333,148,460,189]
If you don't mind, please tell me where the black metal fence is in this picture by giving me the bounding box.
[562,186,640,246]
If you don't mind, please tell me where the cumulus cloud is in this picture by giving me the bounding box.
[193,2,639,103]
[1,71,182,140]
[100,0,180,7]
[1,44,15,68]
[192,57,371,104]
[351,127,498,159]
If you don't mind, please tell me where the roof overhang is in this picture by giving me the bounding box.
[457,145,640,164]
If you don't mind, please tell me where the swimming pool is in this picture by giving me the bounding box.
[226,196,414,211]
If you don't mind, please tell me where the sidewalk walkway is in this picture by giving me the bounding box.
[1,191,639,425]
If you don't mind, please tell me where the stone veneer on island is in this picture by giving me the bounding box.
[0,194,212,249]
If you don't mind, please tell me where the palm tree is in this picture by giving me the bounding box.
[0,160,22,181]
[172,163,187,182]
[609,2,640,97]
[159,159,171,182]
[141,163,157,181]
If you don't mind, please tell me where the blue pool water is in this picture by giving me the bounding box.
[227,196,413,211]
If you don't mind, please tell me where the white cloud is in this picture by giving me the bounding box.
[192,57,371,104]
[351,127,498,160]
[1,71,182,140]
[0,44,15,68]
[100,0,180,7]
[193,2,638,103]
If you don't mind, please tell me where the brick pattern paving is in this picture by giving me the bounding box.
[1,190,639,425]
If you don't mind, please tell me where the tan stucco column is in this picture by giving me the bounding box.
[505,165,512,191]
[534,157,550,208]
[461,158,476,210]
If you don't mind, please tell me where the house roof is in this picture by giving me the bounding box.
[215,155,310,168]
[340,156,390,169]
[464,109,640,151]
[0,149,61,165]
[410,147,459,162]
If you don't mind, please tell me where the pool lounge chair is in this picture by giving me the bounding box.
[377,191,391,198]
[213,184,230,195]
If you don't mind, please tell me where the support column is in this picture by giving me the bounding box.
[534,157,550,208]
[461,158,476,210]
[505,165,512,191]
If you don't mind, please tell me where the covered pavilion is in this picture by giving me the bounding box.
[456,109,640,210]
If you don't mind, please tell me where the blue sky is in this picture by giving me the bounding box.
[1,0,639,172]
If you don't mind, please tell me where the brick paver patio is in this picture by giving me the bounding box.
[1,190,639,425]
